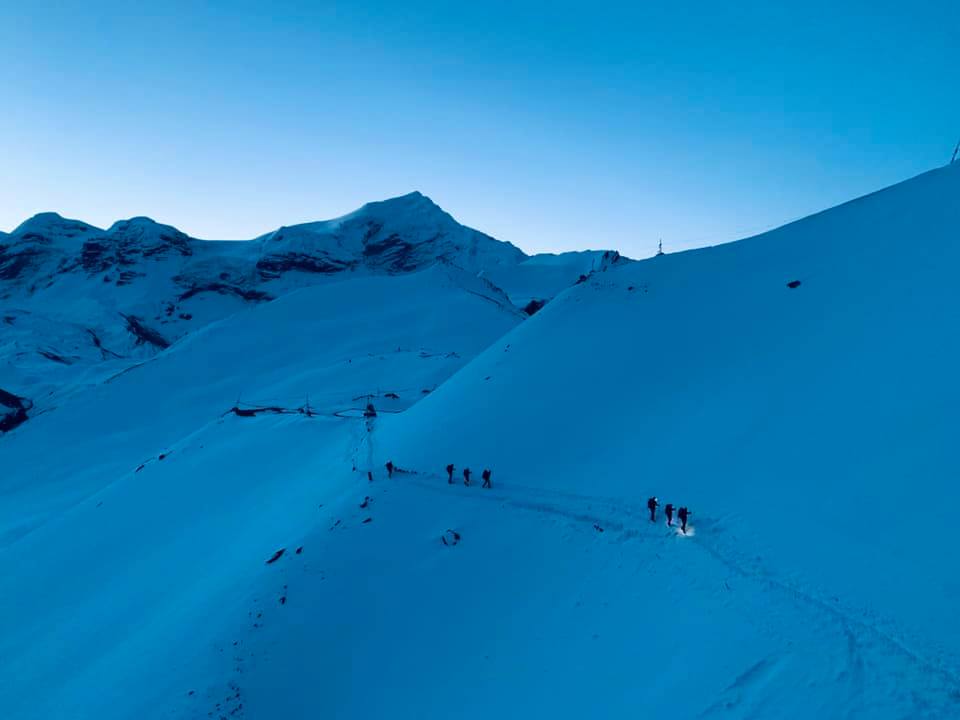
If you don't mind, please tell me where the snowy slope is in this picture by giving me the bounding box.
[3,166,959,720]
[482,248,626,309]
[378,162,960,716]
[0,262,527,718]
[0,264,521,544]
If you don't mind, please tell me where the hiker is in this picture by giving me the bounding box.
[647,496,658,522]
[367,470,373,482]
[446,463,455,484]
[463,468,472,486]
[678,507,691,534]
[481,469,492,488]
[665,503,674,527]
[385,461,394,478]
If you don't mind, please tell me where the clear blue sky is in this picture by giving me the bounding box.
[1,1,957,255]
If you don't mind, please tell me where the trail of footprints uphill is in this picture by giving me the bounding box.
[398,471,960,699]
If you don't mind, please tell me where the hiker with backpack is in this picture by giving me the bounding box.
[463,468,472,486]
[446,463,455,484]
[385,461,394,478]
[665,503,674,527]
[481,469,492,489]
[678,507,691,534]
[647,496,658,522]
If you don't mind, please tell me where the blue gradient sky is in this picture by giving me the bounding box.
[1,1,958,255]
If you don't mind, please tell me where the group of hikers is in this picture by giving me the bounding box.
[447,463,492,488]
[647,496,692,534]
[373,462,688,535]
[374,461,493,489]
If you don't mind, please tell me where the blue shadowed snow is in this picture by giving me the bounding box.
[2,165,960,718]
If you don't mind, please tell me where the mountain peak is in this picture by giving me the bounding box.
[106,216,168,233]
[11,212,101,240]
[351,190,450,224]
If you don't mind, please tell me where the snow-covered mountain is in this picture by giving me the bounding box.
[0,192,622,431]
[3,165,959,719]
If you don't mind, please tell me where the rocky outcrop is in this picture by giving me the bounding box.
[255,253,354,280]
[121,314,170,350]
[0,389,30,433]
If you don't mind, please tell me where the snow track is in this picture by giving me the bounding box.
[394,470,960,717]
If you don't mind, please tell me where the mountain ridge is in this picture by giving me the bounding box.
[0,192,624,433]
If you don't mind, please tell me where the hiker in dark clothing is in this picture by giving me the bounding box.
[385,461,394,478]
[647,496,658,522]
[463,468,472,486]
[481,469,492,488]
[678,507,691,534]
[446,463,455,484]
[665,503,674,527]
[367,471,373,482]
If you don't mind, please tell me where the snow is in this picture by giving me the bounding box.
[0,264,521,545]
[1,191,595,421]
[3,165,960,718]
[482,248,625,308]
[9,212,102,241]
[380,162,960,714]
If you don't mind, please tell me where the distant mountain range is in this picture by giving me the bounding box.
[0,191,624,431]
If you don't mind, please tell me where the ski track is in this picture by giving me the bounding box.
[399,471,960,710]
[696,656,782,719]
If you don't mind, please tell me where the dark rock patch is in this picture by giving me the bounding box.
[523,298,546,316]
[0,246,45,280]
[141,232,193,258]
[176,282,272,303]
[362,220,383,242]
[231,405,287,417]
[80,240,116,273]
[255,253,353,280]
[38,350,73,365]
[0,389,31,433]
[121,313,170,350]
[363,233,420,272]
[86,329,122,359]
[115,270,143,286]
